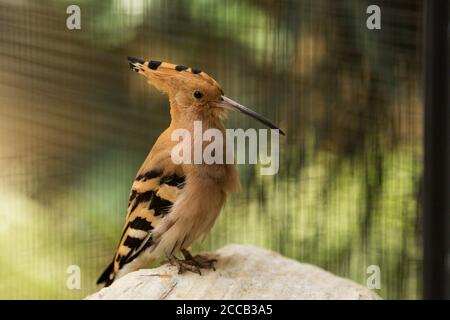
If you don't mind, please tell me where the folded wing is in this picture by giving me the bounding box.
[97,169,185,286]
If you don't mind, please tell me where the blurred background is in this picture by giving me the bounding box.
[0,0,424,299]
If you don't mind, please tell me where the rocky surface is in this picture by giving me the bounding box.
[86,244,381,300]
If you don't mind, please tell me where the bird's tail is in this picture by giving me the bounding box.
[96,260,115,287]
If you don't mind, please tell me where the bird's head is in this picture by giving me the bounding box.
[128,56,284,135]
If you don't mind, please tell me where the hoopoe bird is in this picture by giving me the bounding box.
[97,57,284,286]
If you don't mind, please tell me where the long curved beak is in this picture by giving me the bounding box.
[213,96,285,136]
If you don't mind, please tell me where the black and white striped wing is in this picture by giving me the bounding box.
[97,169,185,286]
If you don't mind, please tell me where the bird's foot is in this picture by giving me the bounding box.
[186,254,217,272]
[167,255,202,275]
[181,248,217,274]
[163,249,218,275]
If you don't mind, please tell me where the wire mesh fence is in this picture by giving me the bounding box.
[0,0,423,299]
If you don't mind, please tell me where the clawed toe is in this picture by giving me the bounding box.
[188,255,217,271]
[165,250,218,275]
[167,255,202,275]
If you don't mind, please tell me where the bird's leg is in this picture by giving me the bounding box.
[166,253,202,275]
[181,248,217,272]
[181,248,194,260]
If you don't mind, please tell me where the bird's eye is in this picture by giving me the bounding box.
[193,90,204,100]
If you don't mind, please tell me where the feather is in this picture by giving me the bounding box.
[97,166,185,286]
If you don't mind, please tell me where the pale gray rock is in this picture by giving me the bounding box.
[86,244,381,300]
